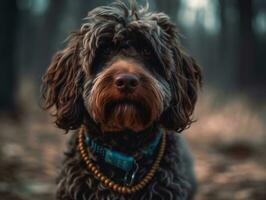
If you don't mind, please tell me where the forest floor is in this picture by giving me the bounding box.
[0,80,266,200]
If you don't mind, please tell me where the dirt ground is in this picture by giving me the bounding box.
[0,81,265,200]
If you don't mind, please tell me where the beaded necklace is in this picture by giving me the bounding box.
[78,127,166,194]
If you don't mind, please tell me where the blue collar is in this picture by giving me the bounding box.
[84,129,162,171]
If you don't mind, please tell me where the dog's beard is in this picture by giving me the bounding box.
[88,94,160,132]
[102,100,150,132]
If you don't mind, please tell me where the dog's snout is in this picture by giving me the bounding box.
[115,74,139,92]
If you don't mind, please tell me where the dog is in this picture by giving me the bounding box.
[41,1,202,199]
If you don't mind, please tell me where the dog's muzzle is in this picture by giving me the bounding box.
[86,59,165,132]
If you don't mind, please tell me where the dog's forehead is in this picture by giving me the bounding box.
[83,2,163,43]
[80,2,177,77]
[87,20,159,47]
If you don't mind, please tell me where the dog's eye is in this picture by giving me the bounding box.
[141,48,152,57]
[102,47,112,56]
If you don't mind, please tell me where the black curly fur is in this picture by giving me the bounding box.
[56,132,196,200]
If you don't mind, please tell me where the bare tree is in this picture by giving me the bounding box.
[0,0,18,112]
[237,0,256,90]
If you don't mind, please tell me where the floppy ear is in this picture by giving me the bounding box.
[160,48,202,132]
[41,32,85,131]
[153,13,202,132]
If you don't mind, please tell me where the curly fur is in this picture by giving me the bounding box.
[56,133,196,200]
[41,0,202,199]
[41,0,201,132]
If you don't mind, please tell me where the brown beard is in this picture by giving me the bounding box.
[88,87,161,132]
[102,100,150,132]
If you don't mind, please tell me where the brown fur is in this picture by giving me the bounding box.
[41,1,202,199]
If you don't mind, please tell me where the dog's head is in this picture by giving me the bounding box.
[41,1,202,134]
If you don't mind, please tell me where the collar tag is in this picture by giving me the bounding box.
[105,150,134,171]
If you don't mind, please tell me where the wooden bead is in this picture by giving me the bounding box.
[85,160,90,166]
[91,166,97,172]
[117,186,123,193]
[149,172,156,178]
[149,169,156,176]
[139,182,145,188]
[94,169,99,174]
[108,181,114,187]
[84,156,89,161]
[136,186,141,191]
[121,187,127,193]
[104,179,110,185]
[95,172,101,178]
[88,163,93,168]
[130,187,137,193]
[100,176,106,182]
[112,184,119,191]
[143,177,149,184]
[158,152,164,158]
[125,188,132,193]
[154,161,160,168]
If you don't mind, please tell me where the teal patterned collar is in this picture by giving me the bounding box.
[84,130,162,172]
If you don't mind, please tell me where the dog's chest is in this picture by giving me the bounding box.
[56,134,192,200]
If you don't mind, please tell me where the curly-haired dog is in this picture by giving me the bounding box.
[41,1,202,199]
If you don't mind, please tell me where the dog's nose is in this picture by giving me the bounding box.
[115,74,139,92]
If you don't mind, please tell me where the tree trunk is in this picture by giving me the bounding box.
[219,0,227,57]
[34,0,66,77]
[0,1,17,112]
[237,0,255,90]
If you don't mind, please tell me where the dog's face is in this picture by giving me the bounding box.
[41,1,202,134]
[85,41,171,132]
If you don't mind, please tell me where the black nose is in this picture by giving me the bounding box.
[115,74,139,92]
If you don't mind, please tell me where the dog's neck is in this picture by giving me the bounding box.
[83,118,159,156]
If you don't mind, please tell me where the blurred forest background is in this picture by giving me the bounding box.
[0,0,266,199]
